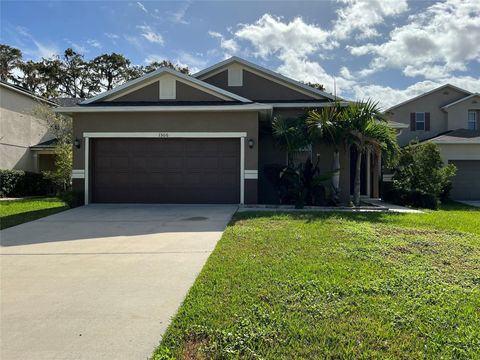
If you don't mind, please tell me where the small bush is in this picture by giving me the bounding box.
[385,188,439,210]
[59,190,82,208]
[0,169,54,197]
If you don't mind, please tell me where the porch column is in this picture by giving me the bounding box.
[33,152,39,173]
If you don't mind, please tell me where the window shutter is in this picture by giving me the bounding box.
[410,113,416,131]
[425,112,430,131]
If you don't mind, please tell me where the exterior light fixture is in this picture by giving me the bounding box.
[74,138,81,149]
[248,138,254,149]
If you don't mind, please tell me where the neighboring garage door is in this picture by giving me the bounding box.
[92,138,240,203]
[449,160,480,200]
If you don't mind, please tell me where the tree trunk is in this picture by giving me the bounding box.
[353,148,362,206]
[332,150,340,200]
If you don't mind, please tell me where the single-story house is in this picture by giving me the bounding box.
[56,56,403,205]
[385,84,480,200]
[0,80,58,172]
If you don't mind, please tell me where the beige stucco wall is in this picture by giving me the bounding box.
[436,143,480,165]
[386,86,468,146]
[445,95,480,130]
[0,86,54,171]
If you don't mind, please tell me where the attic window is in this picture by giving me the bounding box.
[159,76,176,99]
[228,67,243,86]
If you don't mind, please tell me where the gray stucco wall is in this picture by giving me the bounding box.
[72,111,259,203]
[445,95,480,130]
[202,69,318,102]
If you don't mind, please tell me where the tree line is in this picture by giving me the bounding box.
[0,44,189,99]
[1,43,326,100]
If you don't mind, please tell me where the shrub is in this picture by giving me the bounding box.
[59,190,82,208]
[389,142,456,208]
[0,169,53,197]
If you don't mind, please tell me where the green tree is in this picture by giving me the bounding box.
[17,60,43,93]
[32,104,73,192]
[143,60,189,74]
[344,100,399,206]
[392,141,456,200]
[91,53,132,91]
[0,44,22,82]
[307,101,346,199]
[272,115,311,166]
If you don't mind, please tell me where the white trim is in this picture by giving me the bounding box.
[0,81,58,106]
[80,67,251,104]
[385,84,471,112]
[83,132,248,138]
[82,132,247,205]
[84,138,89,205]
[245,169,258,180]
[194,56,337,101]
[442,93,480,109]
[72,169,85,179]
[240,137,245,204]
[55,103,272,113]
[269,102,349,108]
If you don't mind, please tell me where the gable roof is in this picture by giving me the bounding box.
[385,84,471,112]
[442,93,480,109]
[0,80,58,106]
[81,67,252,105]
[193,56,337,101]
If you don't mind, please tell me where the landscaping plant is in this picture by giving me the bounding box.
[389,141,456,209]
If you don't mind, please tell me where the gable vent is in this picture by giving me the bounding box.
[228,66,243,87]
[159,76,176,99]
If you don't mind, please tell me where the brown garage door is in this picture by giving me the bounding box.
[92,138,240,203]
[449,160,480,200]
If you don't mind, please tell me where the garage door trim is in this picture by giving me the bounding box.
[83,132,247,205]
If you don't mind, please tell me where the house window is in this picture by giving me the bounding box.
[290,144,312,165]
[415,112,425,131]
[468,111,477,130]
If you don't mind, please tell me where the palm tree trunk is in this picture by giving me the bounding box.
[332,150,340,200]
[353,147,362,206]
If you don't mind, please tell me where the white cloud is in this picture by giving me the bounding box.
[208,31,239,56]
[87,39,102,49]
[137,25,164,45]
[175,51,208,73]
[136,2,147,13]
[348,0,480,80]
[332,0,408,40]
[170,1,191,24]
[145,54,165,64]
[15,26,58,59]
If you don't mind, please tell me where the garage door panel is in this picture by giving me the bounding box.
[449,160,480,200]
[92,138,240,203]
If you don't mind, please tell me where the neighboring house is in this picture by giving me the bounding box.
[0,81,58,172]
[385,84,480,200]
[56,56,403,205]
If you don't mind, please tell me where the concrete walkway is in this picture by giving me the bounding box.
[0,204,237,360]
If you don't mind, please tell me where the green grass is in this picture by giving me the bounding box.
[154,202,480,359]
[0,197,68,230]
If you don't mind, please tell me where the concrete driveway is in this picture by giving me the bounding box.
[0,204,237,360]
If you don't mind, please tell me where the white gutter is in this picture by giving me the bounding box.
[269,102,349,108]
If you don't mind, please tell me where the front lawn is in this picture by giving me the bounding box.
[0,197,68,230]
[154,203,480,359]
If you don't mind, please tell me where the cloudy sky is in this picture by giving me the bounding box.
[1,0,479,108]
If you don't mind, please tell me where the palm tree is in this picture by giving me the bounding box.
[344,100,399,206]
[307,101,347,200]
[272,115,311,166]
